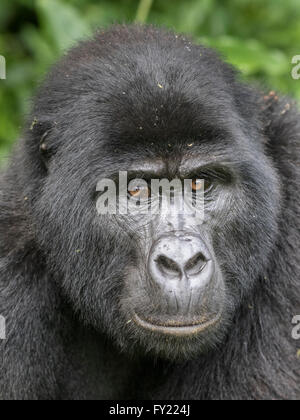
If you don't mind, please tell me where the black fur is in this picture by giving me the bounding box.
[0,25,299,400]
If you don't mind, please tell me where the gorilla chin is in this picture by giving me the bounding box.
[126,308,229,361]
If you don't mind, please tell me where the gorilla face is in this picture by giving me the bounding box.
[27,27,281,360]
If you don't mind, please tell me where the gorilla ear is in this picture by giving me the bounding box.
[39,131,53,169]
[30,119,58,171]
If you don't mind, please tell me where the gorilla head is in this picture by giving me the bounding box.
[23,25,281,360]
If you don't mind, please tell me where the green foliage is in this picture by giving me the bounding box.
[1,0,300,161]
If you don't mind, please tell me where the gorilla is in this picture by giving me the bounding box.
[0,25,299,400]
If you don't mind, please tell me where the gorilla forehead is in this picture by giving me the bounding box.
[100,82,238,153]
[37,25,245,152]
[93,37,241,151]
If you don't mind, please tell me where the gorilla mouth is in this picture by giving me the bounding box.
[133,312,222,336]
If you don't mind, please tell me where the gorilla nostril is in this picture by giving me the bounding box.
[156,255,182,278]
[185,252,207,276]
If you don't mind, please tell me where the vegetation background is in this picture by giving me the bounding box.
[1,0,300,162]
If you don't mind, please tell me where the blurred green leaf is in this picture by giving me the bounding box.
[36,0,91,52]
[201,36,289,77]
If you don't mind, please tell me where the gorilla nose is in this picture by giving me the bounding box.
[148,234,214,288]
[156,252,206,278]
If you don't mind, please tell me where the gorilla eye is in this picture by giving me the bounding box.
[192,179,213,193]
[192,179,203,191]
[128,185,150,198]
